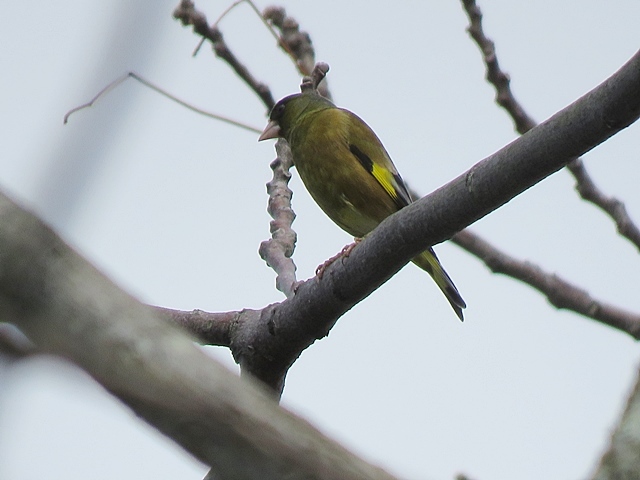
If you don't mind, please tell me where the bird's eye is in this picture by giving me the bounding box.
[272,102,286,119]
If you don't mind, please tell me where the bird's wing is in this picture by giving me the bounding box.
[342,110,413,209]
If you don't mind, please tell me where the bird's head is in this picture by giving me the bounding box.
[258,91,334,142]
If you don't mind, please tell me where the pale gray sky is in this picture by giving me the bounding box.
[1,1,640,479]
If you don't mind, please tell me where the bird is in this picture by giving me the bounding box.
[259,90,466,321]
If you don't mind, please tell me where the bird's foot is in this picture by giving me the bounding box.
[315,238,362,279]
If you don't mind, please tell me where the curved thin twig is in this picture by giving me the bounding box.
[63,72,261,133]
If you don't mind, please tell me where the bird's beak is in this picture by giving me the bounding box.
[258,120,281,141]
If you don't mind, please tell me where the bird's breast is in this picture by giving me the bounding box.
[290,127,399,238]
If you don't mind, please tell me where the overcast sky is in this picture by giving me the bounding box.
[2,1,640,479]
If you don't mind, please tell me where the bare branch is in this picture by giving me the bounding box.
[461,0,640,251]
[235,50,640,391]
[152,306,238,347]
[461,0,536,134]
[1,52,639,456]
[259,140,298,298]
[300,62,330,92]
[174,0,275,111]
[64,72,261,133]
[190,1,244,57]
[0,190,399,480]
[566,159,640,251]
[262,6,313,76]
[167,50,640,393]
[452,230,640,339]
[63,72,130,124]
[163,25,640,392]
[258,64,332,298]
[262,6,331,99]
[245,1,299,63]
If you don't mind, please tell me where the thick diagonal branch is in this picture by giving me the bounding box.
[234,50,640,392]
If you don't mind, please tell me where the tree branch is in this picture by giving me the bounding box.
[233,49,640,392]
[461,0,536,133]
[258,140,298,298]
[566,159,640,251]
[153,306,237,347]
[452,230,640,339]
[159,50,640,393]
[0,191,399,480]
[261,5,331,99]
[2,48,639,477]
[173,0,275,111]
[461,0,640,251]
[262,6,313,75]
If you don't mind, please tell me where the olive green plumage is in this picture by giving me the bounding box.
[259,90,466,321]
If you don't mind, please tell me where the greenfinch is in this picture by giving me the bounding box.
[259,90,466,321]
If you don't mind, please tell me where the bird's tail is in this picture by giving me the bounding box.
[412,248,466,321]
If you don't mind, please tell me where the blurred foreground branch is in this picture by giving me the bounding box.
[0,190,398,480]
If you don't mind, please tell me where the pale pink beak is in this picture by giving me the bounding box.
[258,120,281,141]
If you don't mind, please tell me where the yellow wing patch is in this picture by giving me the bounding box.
[371,163,400,202]
[348,143,412,209]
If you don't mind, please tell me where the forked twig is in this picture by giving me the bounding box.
[461,0,640,252]
[174,0,275,110]
[192,0,244,56]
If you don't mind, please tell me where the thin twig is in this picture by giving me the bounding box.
[192,0,243,56]
[566,159,640,251]
[63,73,129,124]
[245,0,297,61]
[174,0,275,110]
[461,0,536,134]
[461,0,640,251]
[64,72,261,133]
[452,229,640,339]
